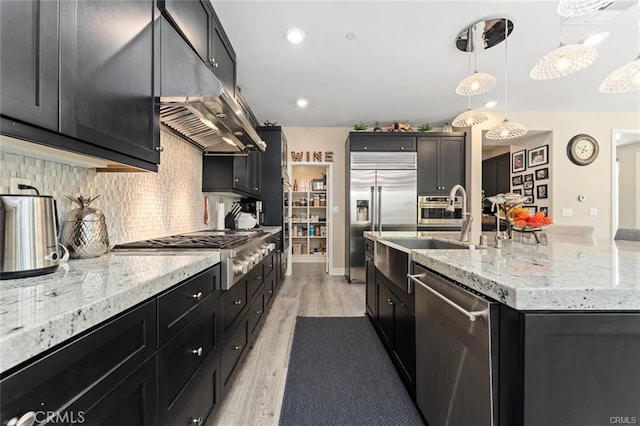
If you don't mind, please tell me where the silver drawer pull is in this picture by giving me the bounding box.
[191,292,203,301]
[190,417,203,425]
[407,274,478,322]
[267,264,273,268]
[191,347,203,357]
[386,298,394,305]
[234,299,243,305]
[233,345,242,351]
[256,310,262,315]
[267,290,273,294]
[256,275,262,280]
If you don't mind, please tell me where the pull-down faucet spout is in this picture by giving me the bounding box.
[447,184,473,242]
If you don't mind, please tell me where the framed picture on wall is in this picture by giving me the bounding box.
[512,175,523,186]
[512,150,526,173]
[523,205,537,215]
[524,173,534,182]
[539,206,549,216]
[513,188,522,195]
[524,188,533,196]
[523,181,534,190]
[524,194,534,203]
[535,167,549,180]
[537,184,548,199]
[528,145,549,168]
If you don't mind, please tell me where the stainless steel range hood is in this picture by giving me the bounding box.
[159,18,265,155]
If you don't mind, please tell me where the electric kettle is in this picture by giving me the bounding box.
[0,186,64,279]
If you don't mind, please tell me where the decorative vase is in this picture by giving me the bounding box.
[61,195,110,258]
[442,122,453,132]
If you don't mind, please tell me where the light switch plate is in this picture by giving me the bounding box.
[562,208,573,217]
[589,208,598,216]
[332,206,339,213]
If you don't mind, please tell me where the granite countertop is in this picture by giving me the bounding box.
[365,231,640,311]
[0,251,220,373]
[259,226,282,235]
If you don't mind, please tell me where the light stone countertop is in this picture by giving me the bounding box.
[258,226,282,235]
[365,231,640,311]
[0,250,220,373]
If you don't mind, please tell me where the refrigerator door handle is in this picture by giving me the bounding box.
[377,186,382,232]
[370,186,376,231]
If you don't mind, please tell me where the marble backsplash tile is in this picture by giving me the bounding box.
[0,130,239,245]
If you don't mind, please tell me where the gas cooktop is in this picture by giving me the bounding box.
[113,230,264,250]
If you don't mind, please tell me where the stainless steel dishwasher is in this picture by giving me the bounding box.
[409,265,498,426]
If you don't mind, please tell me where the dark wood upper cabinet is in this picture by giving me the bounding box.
[417,136,465,195]
[59,0,159,165]
[0,0,59,131]
[482,153,510,207]
[158,0,236,95]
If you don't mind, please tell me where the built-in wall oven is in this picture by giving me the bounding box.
[417,196,462,230]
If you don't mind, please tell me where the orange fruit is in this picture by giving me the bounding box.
[534,211,545,218]
[543,217,553,224]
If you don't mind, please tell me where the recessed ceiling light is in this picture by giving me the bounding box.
[582,32,610,47]
[296,98,309,108]
[484,100,498,108]
[285,28,305,44]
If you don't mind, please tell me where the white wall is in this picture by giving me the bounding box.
[283,127,350,272]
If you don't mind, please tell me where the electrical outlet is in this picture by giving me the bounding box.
[9,178,32,194]
[589,208,598,216]
[561,208,573,217]
[332,206,340,213]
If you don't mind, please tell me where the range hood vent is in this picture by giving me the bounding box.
[159,17,265,155]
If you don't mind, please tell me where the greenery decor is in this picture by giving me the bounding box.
[417,123,433,132]
[353,122,368,131]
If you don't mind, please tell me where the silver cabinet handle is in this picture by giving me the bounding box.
[233,345,242,351]
[209,58,218,68]
[407,274,477,322]
[191,347,203,357]
[155,146,164,152]
[256,310,262,315]
[256,275,262,281]
[370,186,375,232]
[191,292,203,300]
[377,186,382,232]
[190,417,203,425]
[267,290,273,294]
[386,298,394,305]
[234,299,243,305]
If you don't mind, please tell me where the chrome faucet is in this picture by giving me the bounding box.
[446,184,473,242]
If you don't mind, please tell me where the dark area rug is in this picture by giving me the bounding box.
[279,316,424,426]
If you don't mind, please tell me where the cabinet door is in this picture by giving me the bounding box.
[417,137,439,194]
[495,154,511,194]
[393,301,416,395]
[365,257,376,318]
[158,0,210,62]
[233,156,248,192]
[0,0,59,130]
[59,0,159,165]
[376,276,394,348]
[350,134,416,151]
[247,150,261,196]
[482,158,498,202]
[439,137,465,191]
[210,21,236,95]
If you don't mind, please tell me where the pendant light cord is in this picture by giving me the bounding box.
[504,18,509,119]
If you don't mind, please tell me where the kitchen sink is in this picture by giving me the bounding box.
[381,238,469,250]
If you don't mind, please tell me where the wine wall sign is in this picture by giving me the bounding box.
[290,151,334,162]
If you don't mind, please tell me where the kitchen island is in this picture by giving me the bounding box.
[365,231,640,426]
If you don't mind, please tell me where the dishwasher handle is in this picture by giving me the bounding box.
[408,273,480,322]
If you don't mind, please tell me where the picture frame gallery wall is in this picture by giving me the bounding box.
[511,144,550,216]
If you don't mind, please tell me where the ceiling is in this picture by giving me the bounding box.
[213,0,640,129]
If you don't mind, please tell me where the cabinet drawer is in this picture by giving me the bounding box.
[263,273,275,308]
[350,135,416,151]
[1,300,156,425]
[263,251,275,279]
[248,262,265,301]
[221,277,248,334]
[248,290,265,338]
[221,321,248,388]
[158,265,219,346]
[169,355,220,426]
[158,297,218,415]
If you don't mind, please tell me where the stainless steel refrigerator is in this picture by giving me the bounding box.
[346,152,417,283]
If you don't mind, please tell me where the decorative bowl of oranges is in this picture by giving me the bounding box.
[508,207,553,231]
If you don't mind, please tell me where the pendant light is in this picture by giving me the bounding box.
[455,25,496,96]
[453,55,488,127]
[599,20,640,93]
[557,0,610,18]
[486,19,527,140]
[530,17,597,80]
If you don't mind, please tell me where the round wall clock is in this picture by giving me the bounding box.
[567,134,599,166]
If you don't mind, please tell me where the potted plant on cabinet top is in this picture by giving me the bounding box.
[417,123,433,132]
[353,122,368,131]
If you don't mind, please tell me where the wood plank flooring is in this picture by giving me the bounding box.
[209,263,365,425]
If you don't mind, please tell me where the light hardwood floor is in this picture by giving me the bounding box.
[209,263,365,425]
